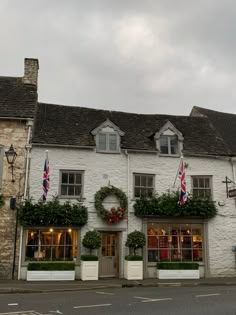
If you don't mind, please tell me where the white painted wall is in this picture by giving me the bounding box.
[29,146,236,277]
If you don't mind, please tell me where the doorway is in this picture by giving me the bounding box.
[99,232,119,278]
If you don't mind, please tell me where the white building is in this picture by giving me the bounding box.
[18,103,236,279]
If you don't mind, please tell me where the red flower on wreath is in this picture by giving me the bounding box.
[104,207,127,224]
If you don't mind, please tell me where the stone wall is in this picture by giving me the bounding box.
[28,146,236,277]
[0,119,29,279]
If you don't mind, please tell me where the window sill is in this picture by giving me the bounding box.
[159,154,181,158]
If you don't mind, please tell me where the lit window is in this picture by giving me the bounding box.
[134,174,154,198]
[160,135,178,155]
[60,171,83,197]
[147,223,203,263]
[97,133,118,152]
[25,228,78,261]
[192,176,212,199]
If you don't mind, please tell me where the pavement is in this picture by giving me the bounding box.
[1,277,236,294]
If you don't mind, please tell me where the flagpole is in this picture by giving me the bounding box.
[172,155,183,188]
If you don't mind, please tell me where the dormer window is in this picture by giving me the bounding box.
[98,132,118,152]
[154,121,183,156]
[160,135,178,155]
[91,118,124,154]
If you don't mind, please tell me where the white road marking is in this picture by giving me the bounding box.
[142,298,173,303]
[0,312,39,315]
[96,291,114,295]
[73,304,112,309]
[195,293,221,298]
[7,304,19,306]
[49,311,63,314]
[134,296,153,300]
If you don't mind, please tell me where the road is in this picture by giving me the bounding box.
[0,286,236,314]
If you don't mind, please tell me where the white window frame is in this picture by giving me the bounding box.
[133,173,155,198]
[191,176,212,200]
[59,170,84,198]
[154,121,183,156]
[159,134,178,155]
[97,132,119,153]
[91,118,124,154]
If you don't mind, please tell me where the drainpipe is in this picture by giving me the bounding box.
[124,150,130,228]
[230,157,236,183]
[17,119,33,280]
[23,119,33,199]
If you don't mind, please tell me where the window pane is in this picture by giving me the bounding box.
[75,173,81,184]
[109,134,117,151]
[204,178,210,188]
[61,173,68,184]
[147,176,153,187]
[199,178,205,188]
[61,185,67,196]
[98,134,106,151]
[134,187,140,197]
[74,186,81,196]
[141,175,146,187]
[68,186,74,195]
[135,175,140,186]
[170,136,178,154]
[69,173,74,184]
[193,177,198,188]
[160,136,168,154]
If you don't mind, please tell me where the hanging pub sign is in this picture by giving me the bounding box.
[228,189,236,198]
[222,177,236,198]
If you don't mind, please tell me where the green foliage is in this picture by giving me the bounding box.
[94,186,128,224]
[125,230,146,256]
[82,230,101,254]
[134,192,217,218]
[125,255,143,261]
[18,197,88,226]
[80,254,98,261]
[0,194,4,207]
[157,262,199,270]
[27,262,75,271]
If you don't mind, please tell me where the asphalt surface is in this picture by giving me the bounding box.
[1,276,236,294]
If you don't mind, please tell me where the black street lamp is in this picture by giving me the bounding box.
[5,145,17,182]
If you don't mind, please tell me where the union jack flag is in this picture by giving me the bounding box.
[178,158,187,205]
[42,152,50,201]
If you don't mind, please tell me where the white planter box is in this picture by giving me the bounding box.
[80,261,99,281]
[157,269,200,279]
[124,260,143,280]
[27,270,75,281]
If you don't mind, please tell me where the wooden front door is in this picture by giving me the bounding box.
[99,232,119,278]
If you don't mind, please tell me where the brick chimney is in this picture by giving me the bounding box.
[23,58,39,86]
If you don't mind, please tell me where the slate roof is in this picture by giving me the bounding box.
[0,76,37,119]
[191,106,236,155]
[32,102,228,156]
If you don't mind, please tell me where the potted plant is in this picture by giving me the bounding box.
[80,230,101,281]
[156,262,200,279]
[124,230,146,280]
[26,262,75,281]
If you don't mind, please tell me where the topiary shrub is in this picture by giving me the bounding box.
[27,262,75,271]
[125,230,146,258]
[82,230,101,256]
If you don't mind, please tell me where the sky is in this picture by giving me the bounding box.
[1,1,236,115]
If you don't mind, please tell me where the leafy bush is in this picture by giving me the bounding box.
[27,262,75,271]
[134,192,217,218]
[80,254,99,261]
[125,230,146,256]
[18,197,88,226]
[82,230,101,254]
[157,262,199,270]
[125,255,143,261]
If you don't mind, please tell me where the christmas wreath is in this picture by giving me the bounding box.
[95,186,128,224]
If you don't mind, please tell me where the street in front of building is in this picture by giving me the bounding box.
[1,286,236,315]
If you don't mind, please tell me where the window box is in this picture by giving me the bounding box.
[156,262,200,279]
[26,262,75,281]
